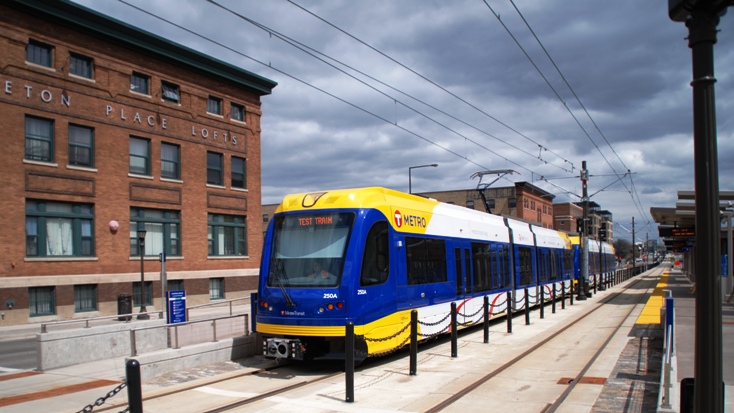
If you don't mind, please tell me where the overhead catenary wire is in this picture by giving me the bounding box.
[287,0,576,173]
[484,0,651,224]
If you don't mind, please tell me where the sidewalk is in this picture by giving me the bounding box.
[664,268,734,412]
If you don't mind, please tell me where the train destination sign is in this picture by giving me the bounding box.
[659,226,695,237]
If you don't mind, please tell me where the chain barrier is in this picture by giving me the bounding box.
[457,304,484,319]
[77,380,128,413]
[417,323,450,339]
[417,311,451,327]
[361,320,411,343]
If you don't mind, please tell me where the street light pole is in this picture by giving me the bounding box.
[408,164,438,194]
[137,229,149,320]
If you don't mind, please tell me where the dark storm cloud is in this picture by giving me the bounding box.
[72,0,734,241]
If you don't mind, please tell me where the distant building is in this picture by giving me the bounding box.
[0,0,276,325]
[418,181,556,228]
[553,202,583,233]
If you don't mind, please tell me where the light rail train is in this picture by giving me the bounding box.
[256,187,615,361]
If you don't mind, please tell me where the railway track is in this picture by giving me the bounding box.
[426,266,664,413]
[95,267,662,412]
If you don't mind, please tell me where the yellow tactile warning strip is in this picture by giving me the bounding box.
[635,270,670,325]
[0,378,120,407]
[0,371,41,382]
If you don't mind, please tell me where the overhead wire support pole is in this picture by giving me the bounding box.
[577,161,588,300]
[669,2,729,412]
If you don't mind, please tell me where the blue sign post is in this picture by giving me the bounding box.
[166,290,187,324]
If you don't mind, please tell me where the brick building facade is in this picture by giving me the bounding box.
[418,181,556,228]
[0,0,276,325]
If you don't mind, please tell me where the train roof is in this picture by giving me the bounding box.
[275,187,570,246]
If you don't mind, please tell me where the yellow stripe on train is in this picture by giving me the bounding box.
[275,187,439,234]
[258,309,418,355]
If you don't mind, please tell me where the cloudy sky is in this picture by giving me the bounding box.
[72,0,734,242]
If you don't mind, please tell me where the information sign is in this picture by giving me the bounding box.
[167,290,187,324]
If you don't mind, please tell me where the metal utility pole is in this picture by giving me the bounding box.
[632,217,636,266]
[668,2,730,411]
[577,161,588,300]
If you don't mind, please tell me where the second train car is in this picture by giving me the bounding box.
[256,187,614,361]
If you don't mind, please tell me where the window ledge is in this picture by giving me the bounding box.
[207,256,249,260]
[128,256,182,261]
[130,90,152,98]
[161,177,183,184]
[206,112,224,118]
[231,187,248,193]
[128,173,153,180]
[206,184,226,189]
[69,74,95,83]
[23,159,58,168]
[67,165,98,173]
[25,257,99,262]
[25,61,56,72]
[230,119,247,125]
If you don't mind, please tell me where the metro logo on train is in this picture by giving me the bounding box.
[393,209,427,229]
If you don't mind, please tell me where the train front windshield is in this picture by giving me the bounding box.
[267,212,354,288]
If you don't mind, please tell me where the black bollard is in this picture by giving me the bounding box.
[540,286,545,319]
[552,284,556,314]
[507,291,513,333]
[451,302,457,358]
[562,282,566,309]
[483,295,489,344]
[126,359,143,413]
[345,322,354,403]
[524,288,530,325]
[410,310,417,375]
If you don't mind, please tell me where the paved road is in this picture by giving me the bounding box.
[0,338,36,371]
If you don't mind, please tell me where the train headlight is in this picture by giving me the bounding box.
[336,302,344,309]
[318,306,325,313]
[327,303,334,311]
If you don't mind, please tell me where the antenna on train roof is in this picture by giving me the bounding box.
[471,169,518,214]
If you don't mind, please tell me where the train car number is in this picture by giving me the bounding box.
[324,293,338,299]
[357,289,367,295]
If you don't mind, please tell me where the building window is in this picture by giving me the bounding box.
[29,286,55,317]
[74,284,97,312]
[466,200,474,209]
[208,214,247,256]
[161,81,180,103]
[69,53,93,78]
[207,96,222,115]
[130,72,150,94]
[25,115,54,162]
[231,156,246,189]
[133,282,153,307]
[161,142,180,180]
[263,214,269,223]
[167,279,184,292]
[210,278,224,300]
[26,200,94,257]
[207,151,223,185]
[26,39,52,67]
[130,208,181,257]
[129,136,150,175]
[509,198,517,208]
[523,199,529,209]
[68,124,94,167]
[231,103,244,121]
[486,199,496,210]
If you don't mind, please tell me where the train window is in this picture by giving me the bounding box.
[361,221,389,287]
[405,237,447,285]
[518,246,533,286]
[267,212,354,288]
[501,245,511,288]
[472,243,491,293]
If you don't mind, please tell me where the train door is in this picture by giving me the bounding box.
[454,243,471,298]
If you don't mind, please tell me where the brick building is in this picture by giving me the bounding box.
[0,0,276,325]
[418,181,556,228]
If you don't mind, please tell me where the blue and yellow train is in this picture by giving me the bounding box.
[256,187,615,360]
